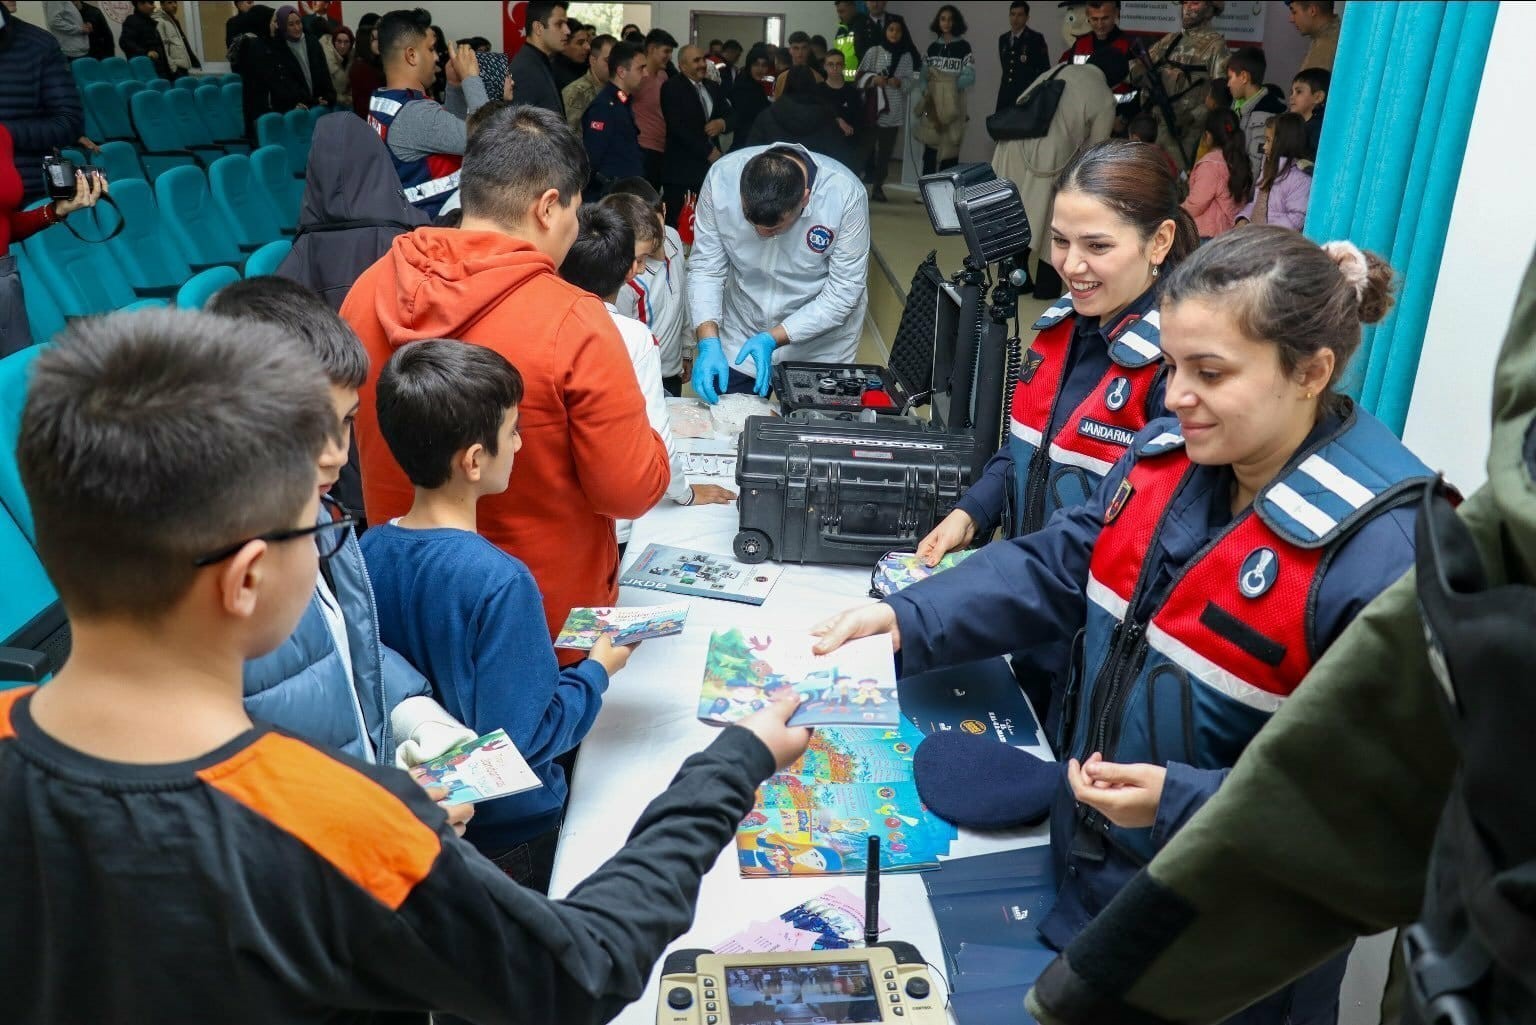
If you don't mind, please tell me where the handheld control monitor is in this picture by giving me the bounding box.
[657,942,943,1025]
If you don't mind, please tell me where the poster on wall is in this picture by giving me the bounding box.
[503,1,528,56]
[1119,1,1267,46]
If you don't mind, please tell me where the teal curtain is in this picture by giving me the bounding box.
[1306,0,1499,434]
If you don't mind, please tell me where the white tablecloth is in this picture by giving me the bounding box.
[548,485,1049,1025]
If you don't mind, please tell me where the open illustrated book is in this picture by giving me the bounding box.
[699,628,899,728]
[409,730,541,805]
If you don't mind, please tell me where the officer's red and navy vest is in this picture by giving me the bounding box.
[1064,32,1134,93]
[1064,411,1432,867]
[368,89,462,218]
[1007,297,1163,535]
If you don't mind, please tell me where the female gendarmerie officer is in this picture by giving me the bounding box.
[916,139,1196,731]
[814,226,1433,1025]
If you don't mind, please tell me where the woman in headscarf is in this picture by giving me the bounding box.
[268,4,334,112]
[320,25,355,110]
[227,3,276,136]
[856,18,920,201]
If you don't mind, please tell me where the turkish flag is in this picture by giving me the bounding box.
[503,2,528,55]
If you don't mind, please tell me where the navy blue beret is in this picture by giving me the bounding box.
[913,732,1062,830]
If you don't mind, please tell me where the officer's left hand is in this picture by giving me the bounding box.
[733,332,778,397]
[1067,753,1165,830]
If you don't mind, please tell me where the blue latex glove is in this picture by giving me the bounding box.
[692,337,729,404]
[733,331,778,397]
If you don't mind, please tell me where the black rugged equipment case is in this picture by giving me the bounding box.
[732,413,978,567]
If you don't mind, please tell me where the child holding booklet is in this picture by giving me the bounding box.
[2,309,811,1023]
[359,339,631,892]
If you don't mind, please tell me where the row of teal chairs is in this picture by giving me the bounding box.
[17,154,298,340]
[83,81,249,175]
[71,55,238,92]
[0,347,68,688]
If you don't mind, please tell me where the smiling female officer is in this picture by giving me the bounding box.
[687,142,870,402]
[813,225,1432,1025]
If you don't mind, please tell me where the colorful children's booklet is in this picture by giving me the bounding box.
[698,627,899,728]
[621,544,783,606]
[869,548,978,598]
[736,779,957,876]
[409,730,541,805]
[554,601,689,649]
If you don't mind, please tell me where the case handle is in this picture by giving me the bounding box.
[822,529,919,548]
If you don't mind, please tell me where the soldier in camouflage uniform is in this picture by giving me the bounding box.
[1136,0,1229,170]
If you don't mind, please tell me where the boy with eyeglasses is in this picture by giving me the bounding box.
[0,308,813,1022]
[207,278,477,798]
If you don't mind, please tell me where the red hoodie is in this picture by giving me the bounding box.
[342,227,671,661]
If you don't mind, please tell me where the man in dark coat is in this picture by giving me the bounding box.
[118,0,169,77]
[81,0,114,59]
[659,43,730,227]
[508,0,570,117]
[0,5,84,201]
[997,1,1050,113]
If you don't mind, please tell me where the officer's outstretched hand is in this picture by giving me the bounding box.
[810,602,900,655]
[692,337,730,404]
[734,332,778,397]
[916,508,977,567]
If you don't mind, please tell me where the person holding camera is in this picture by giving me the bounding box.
[1,124,106,356]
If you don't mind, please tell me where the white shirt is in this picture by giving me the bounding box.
[616,226,688,378]
[688,143,870,367]
[606,303,692,544]
[314,575,375,763]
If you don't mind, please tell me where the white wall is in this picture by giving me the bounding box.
[884,0,1318,164]
[1402,1,1536,494]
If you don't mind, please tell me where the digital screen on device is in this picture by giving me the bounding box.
[722,962,883,1024]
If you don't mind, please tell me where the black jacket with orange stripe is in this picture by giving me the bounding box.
[0,687,775,1024]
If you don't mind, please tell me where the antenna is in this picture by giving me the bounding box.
[863,835,880,948]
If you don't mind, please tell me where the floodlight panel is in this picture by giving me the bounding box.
[955,177,1032,266]
[921,179,962,236]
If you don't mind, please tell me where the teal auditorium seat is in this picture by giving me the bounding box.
[175,265,241,309]
[128,55,158,82]
[197,85,247,152]
[219,82,244,141]
[251,145,302,232]
[11,246,65,347]
[130,89,201,178]
[154,165,245,268]
[147,78,172,92]
[175,74,203,90]
[283,109,313,173]
[244,238,292,277]
[0,348,69,686]
[59,147,86,170]
[83,82,136,144]
[107,178,194,295]
[255,112,288,152]
[99,57,132,84]
[114,79,146,106]
[70,57,102,90]
[164,87,225,164]
[24,204,152,316]
[209,154,284,249]
[94,141,146,183]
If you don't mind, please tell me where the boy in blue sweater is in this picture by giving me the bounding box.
[360,338,633,892]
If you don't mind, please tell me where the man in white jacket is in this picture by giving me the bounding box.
[688,143,870,403]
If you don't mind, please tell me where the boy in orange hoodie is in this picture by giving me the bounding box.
[342,105,671,660]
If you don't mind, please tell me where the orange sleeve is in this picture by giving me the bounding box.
[0,686,38,740]
[559,298,672,520]
[198,733,441,911]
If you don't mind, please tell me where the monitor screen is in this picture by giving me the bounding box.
[722,962,884,1024]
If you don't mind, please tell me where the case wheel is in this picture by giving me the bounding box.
[733,529,772,564]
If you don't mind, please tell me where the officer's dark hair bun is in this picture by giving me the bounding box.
[1161,225,1398,416]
